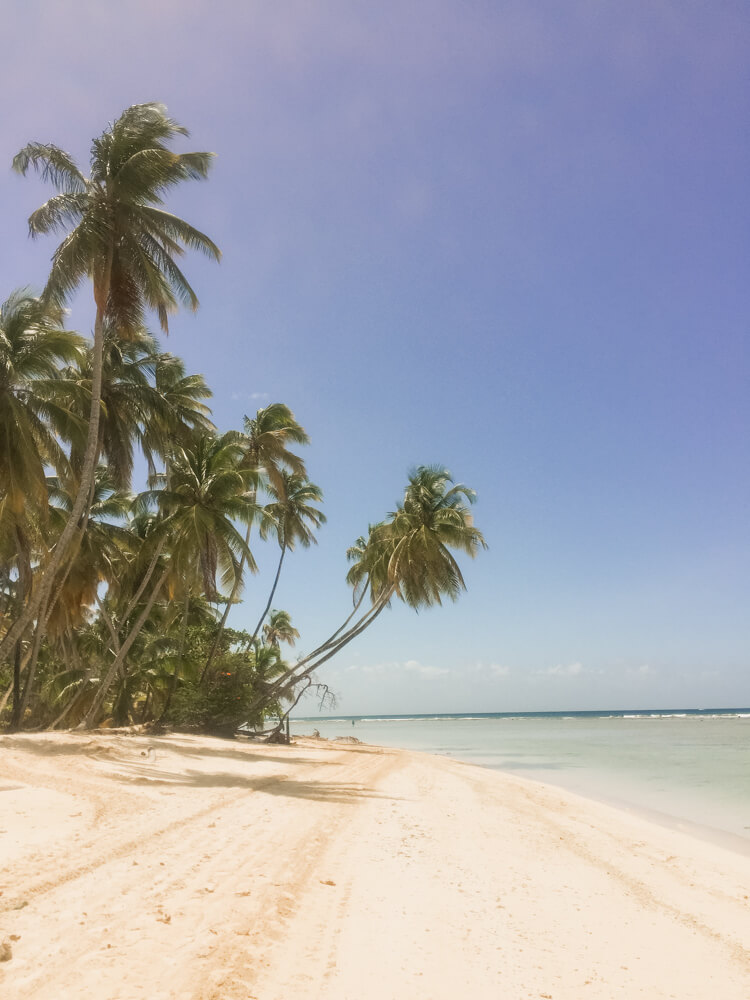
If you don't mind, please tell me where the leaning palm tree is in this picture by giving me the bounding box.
[3,103,220,663]
[248,466,487,716]
[387,465,486,607]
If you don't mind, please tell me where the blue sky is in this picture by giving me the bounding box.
[2,2,748,713]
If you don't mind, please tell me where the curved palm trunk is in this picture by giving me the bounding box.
[264,675,329,742]
[246,588,393,719]
[283,595,391,689]
[249,542,286,644]
[123,536,166,622]
[96,595,121,655]
[15,494,97,728]
[50,665,94,730]
[0,262,113,664]
[81,563,169,729]
[306,585,369,659]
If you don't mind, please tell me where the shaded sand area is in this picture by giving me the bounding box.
[1,732,749,999]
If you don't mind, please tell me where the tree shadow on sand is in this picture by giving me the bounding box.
[107,763,401,804]
[1,734,395,773]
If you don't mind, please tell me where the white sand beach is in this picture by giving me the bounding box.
[1,731,749,999]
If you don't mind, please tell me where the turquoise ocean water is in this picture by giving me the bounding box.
[291,710,750,852]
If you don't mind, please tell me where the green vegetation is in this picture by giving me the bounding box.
[0,104,486,737]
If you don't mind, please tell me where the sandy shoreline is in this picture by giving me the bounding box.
[1,732,749,999]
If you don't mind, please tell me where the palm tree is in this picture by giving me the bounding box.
[11,335,211,724]
[156,432,258,719]
[14,470,134,724]
[0,290,84,725]
[3,103,220,663]
[234,639,289,732]
[82,431,255,727]
[141,351,214,477]
[63,327,154,490]
[262,609,300,649]
[386,465,487,607]
[202,403,309,678]
[44,470,134,639]
[248,466,487,715]
[160,432,257,603]
[250,472,325,641]
[241,403,309,490]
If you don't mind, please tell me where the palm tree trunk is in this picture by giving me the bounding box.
[123,536,166,622]
[16,586,52,724]
[9,528,33,728]
[306,585,369,659]
[0,680,13,716]
[281,582,372,672]
[81,563,169,729]
[249,542,286,644]
[160,589,190,721]
[96,595,121,655]
[15,498,95,727]
[140,688,152,724]
[2,644,32,722]
[246,589,393,719]
[18,628,42,723]
[283,596,391,689]
[0,568,12,622]
[50,665,94,730]
[201,520,252,683]
[27,475,98,696]
[0,257,112,664]
[10,640,23,729]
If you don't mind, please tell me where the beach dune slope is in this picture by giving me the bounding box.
[0,732,748,999]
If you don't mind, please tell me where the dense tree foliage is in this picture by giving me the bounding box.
[0,105,485,737]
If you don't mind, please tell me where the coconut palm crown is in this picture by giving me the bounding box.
[13,103,220,333]
[387,465,487,608]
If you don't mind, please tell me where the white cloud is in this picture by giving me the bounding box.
[468,660,511,677]
[540,661,584,677]
[347,659,450,678]
[404,659,450,678]
[229,390,270,402]
[345,661,397,675]
[489,663,511,677]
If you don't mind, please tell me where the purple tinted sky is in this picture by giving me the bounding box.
[2,2,748,713]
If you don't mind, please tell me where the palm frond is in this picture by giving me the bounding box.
[12,144,86,193]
